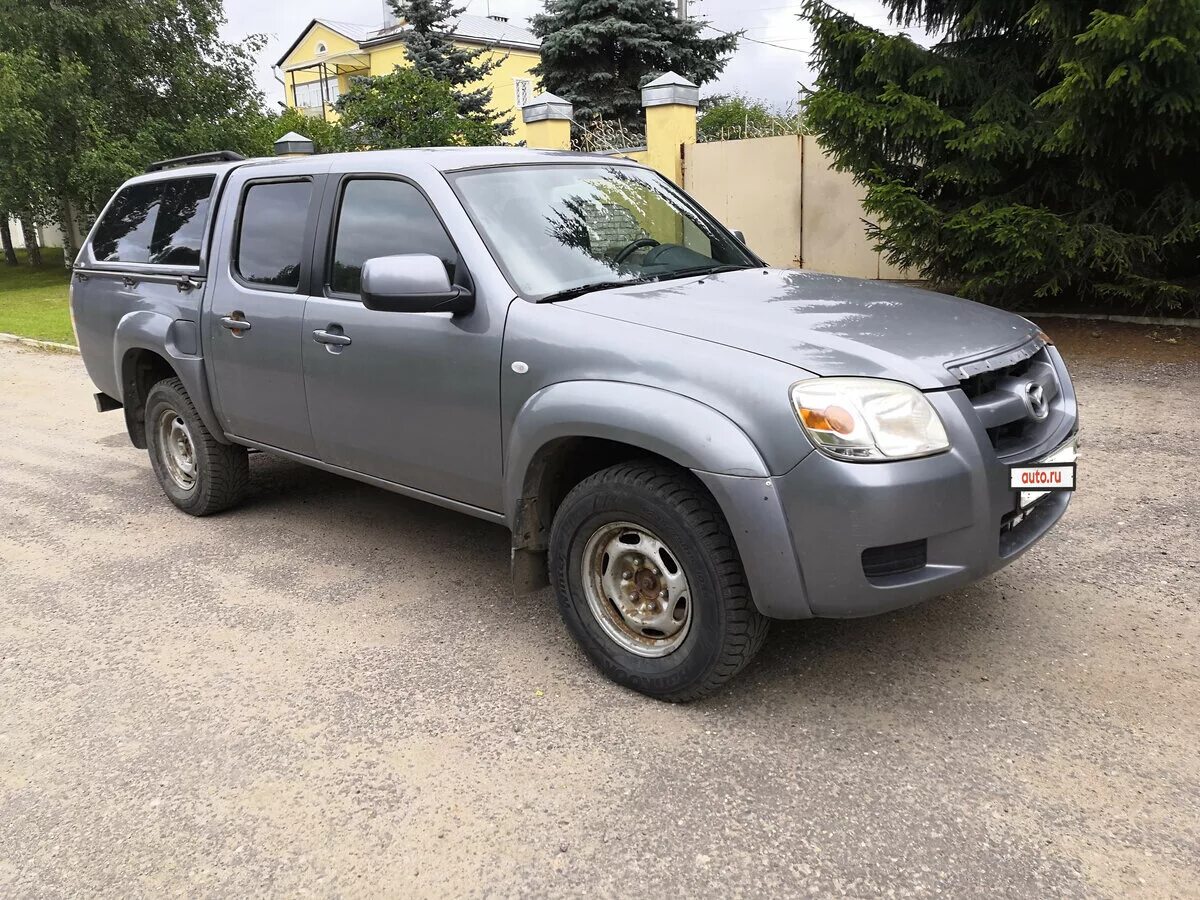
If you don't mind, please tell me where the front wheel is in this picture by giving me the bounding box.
[549,461,769,702]
[144,377,249,516]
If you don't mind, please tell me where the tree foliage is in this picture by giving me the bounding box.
[387,0,512,139]
[802,0,1200,314]
[335,67,500,149]
[0,0,267,255]
[531,0,739,129]
[698,95,799,141]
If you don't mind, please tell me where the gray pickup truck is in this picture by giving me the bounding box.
[70,147,1078,700]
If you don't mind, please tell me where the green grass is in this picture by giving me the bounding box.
[0,247,74,344]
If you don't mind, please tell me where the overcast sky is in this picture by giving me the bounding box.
[221,0,929,111]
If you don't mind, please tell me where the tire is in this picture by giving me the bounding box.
[549,460,769,702]
[144,377,249,516]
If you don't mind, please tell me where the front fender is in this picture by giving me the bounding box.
[505,380,810,618]
[505,380,770,523]
[114,310,227,445]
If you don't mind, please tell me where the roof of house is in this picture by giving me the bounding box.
[277,14,540,67]
[315,18,375,43]
[368,14,540,50]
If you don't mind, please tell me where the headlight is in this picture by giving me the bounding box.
[790,377,949,461]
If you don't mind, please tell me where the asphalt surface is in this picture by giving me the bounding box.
[1,323,1197,898]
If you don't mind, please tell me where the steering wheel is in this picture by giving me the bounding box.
[613,237,660,264]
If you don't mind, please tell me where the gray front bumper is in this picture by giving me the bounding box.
[698,382,1077,620]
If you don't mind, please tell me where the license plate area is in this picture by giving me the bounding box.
[1010,439,1077,510]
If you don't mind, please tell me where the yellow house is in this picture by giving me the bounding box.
[275,15,543,144]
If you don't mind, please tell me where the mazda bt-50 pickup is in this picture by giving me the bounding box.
[70,148,1079,700]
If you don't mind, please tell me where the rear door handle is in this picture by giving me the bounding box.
[313,329,351,347]
[219,314,251,333]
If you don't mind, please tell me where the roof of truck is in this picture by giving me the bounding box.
[127,148,644,189]
[318,147,636,171]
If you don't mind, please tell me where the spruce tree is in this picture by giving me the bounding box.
[802,0,1200,315]
[387,0,512,139]
[531,0,739,129]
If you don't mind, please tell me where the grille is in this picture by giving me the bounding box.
[862,539,927,579]
[952,342,1063,459]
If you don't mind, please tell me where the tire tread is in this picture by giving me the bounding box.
[551,460,769,702]
[146,377,248,516]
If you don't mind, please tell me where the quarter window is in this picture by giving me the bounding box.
[236,180,313,289]
[330,179,457,296]
[152,178,216,266]
[91,175,215,266]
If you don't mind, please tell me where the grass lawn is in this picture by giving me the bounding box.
[0,248,74,344]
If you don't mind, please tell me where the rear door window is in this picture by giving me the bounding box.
[91,175,215,266]
[235,180,313,290]
[329,179,457,296]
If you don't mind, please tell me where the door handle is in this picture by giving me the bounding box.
[313,329,351,347]
[219,314,251,334]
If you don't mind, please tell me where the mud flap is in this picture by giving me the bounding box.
[512,547,549,595]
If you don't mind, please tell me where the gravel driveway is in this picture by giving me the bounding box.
[1,323,1197,898]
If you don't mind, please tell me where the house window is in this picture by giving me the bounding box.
[514,78,532,109]
[293,76,341,110]
[316,42,328,54]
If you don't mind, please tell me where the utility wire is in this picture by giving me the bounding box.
[703,22,812,53]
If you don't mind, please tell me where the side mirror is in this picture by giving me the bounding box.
[733,229,746,243]
[360,254,474,314]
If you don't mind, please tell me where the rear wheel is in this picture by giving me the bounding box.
[144,377,248,516]
[549,461,768,702]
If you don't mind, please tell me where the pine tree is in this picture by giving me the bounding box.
[531,0,739,129]
[802,0,1200,315]
[387,0,512,139]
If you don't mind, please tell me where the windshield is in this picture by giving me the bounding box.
[450,164,757,299]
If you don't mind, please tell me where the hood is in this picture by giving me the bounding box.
[566,269,1039,389]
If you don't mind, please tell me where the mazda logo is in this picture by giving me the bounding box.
[1024,382,1049,420]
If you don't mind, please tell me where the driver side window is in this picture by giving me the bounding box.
[330,179,457,296]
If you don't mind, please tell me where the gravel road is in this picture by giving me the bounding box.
[1,322,1197,898]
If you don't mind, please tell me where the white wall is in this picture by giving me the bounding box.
[7,217,64,250]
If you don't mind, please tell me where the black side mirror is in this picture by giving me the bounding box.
[360,254,475,314]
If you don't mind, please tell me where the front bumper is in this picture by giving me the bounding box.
[697,372,1077,619]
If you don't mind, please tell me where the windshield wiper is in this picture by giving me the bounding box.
[650,264,757,282]
[538,279,648,303]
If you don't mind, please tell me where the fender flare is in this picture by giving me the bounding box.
[113,311,228,445]
[505,380,770,525]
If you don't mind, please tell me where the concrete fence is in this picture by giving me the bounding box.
[522,74,910,281]
[6,217,65,251]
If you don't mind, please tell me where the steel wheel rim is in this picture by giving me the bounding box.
[581,520,692,658]
[155,407,197,491]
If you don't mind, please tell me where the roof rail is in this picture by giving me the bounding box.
[145,151,247,173]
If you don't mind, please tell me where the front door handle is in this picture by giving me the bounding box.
[313,329,351,347]
[219,313,251,335]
